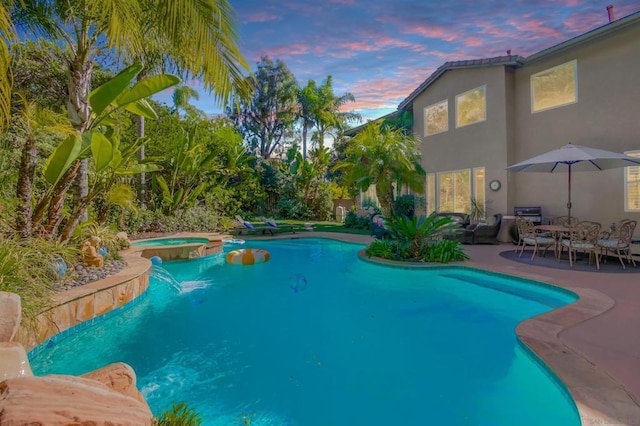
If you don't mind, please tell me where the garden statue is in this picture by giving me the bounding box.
[82,236,104,268]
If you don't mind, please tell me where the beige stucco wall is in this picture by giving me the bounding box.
[413,65,510,216]
[511,22,640,226]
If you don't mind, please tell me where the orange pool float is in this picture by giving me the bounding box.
[225,248,270,265]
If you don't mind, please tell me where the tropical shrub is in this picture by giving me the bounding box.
[385,213,458,260]
[121,206,222,237]
[394,194,416,219]
[365,239,397,259]
[426,239,469,263]
[0,236,77,333]
[344,211,370,229]
[365,212,466,263]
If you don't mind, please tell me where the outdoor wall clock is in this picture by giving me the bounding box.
[489,180,501,191]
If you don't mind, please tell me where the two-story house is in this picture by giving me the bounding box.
[386,10,640,227]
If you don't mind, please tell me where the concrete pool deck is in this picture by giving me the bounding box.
[245,231,640,425]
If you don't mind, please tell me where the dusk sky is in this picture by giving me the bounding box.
[158,0,640,123]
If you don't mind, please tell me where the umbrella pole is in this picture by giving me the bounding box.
[567,164,572,221]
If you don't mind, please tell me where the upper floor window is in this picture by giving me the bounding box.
[624,150,640,212]
[424,100,448,136]
[456,85,486,128]
[531,60,577,113]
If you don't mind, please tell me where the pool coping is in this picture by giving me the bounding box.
[28,231,640,425]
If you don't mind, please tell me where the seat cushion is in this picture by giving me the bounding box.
[561,240,596,250]
[598,239,628,248]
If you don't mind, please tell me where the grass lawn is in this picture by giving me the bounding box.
[278,220,370,235]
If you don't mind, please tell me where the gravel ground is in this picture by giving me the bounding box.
[56,259,128,291]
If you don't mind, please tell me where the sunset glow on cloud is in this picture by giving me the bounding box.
[179,0,640,122]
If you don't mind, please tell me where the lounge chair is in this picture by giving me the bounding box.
[234,216,274,235]
[234,216,300,235]
[262,218,300,234]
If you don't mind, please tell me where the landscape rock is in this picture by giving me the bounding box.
[81,362,147,405]
[0,342,33,380]
[0,374,153,425]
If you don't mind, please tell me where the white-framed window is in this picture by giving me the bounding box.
[624,150,640,212]
[473,167,486,220]
[426,173,436,214]
[531,60,577,113]
[456,85,486,128]
[430,167,485,215]
[437,169,471,212]
[424,99,448,136]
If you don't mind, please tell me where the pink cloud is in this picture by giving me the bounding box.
[327,0,355,4]
[345,77,424,111]
[562,11,606,33]
[241,11,282,24]
[401,24,460,42]
[259,43,315,59]
[506,18,563,39]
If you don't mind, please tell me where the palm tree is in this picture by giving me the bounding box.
[311,76,359,150]
[13,95,73,237]
[172,84,205,118]
[334,121,425,217]
[10,0,251,238]
[297,80,318,160]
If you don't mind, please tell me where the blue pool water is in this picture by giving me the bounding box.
[30,239,580,425]
[131,237,210,246]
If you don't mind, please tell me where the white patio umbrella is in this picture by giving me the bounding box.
[506,143,640,220]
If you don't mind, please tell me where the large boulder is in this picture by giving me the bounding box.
[0,371,153,425]
[81,362,147,405]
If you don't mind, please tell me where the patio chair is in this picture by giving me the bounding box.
[552,216,580,227]
[515,217,555,260]
[598,219,637,269]
[455,213,502,244]
[559,221,602,269]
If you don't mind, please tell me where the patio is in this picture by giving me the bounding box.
[248,232,640,425]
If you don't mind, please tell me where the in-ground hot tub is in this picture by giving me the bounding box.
[131,237,223,261]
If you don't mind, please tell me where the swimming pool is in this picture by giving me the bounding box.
[29,238,580,425]
[131,237,211,246]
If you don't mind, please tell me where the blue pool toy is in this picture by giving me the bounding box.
[150,256,163,266]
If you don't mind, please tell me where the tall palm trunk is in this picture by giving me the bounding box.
[137,116,146,207]
[38,51,93,239]
[68,56,93,227]
[302,124,308,160]
[377,185,395,217]
[135,70,147,207]
[38,161,81,236]
[15,132,37,237]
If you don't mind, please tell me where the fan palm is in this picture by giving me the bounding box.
[334,121,425,216]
